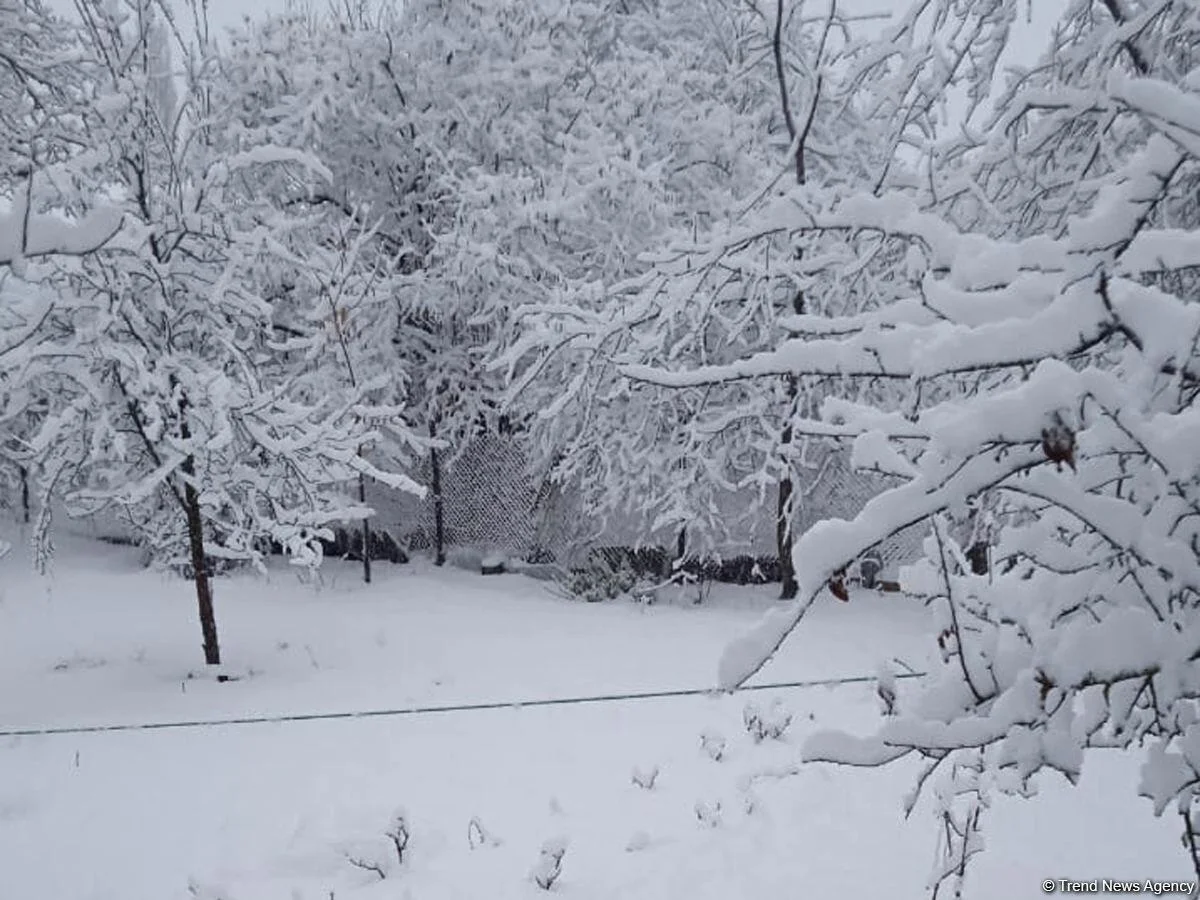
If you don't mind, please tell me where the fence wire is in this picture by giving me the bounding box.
[0,671,923,738]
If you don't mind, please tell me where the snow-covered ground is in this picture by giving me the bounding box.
[0,534,1190,900]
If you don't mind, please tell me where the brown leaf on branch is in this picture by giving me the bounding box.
[1041,414,1077,472]
[828,566,849,602]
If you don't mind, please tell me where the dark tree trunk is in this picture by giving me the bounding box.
[776,368,801,600]
[429,422,446,566]
[358,470,372,584]
[667,526,687,579]
[777,465,798,600]
[769,0,810,603]
[181,453,220,665]
[19,465,29,524]
[177,394,219,666]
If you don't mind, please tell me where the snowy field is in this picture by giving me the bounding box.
[0,535,1191,900]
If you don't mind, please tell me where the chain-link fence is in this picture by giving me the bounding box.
[15,425,924,582]
[792,445,926,578]
[14,426,922,582]
[365,432,925,580]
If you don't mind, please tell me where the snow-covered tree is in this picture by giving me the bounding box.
[494,0,817,566]
[220,1,553,565]
[221,0,788,568]
[25,0,422,665]
[0,0,125,545]
[625,0,1200,893]
[278,217,429,583]
[215,7,436,579]
[504,0,938,578]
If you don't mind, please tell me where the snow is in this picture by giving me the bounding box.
[4,0,1198,893]
[211,146,335,187]
[1109,74,1200,159]
[850,429,918,478]
[621,275,1113,389]
[0,534,1190,900]
[0,199,124,266]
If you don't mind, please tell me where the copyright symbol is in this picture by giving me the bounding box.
[1043,881,1057,893]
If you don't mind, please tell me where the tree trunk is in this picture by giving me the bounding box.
[19,465,29,525]
[429,422,446,566]
[769,0,809,603]
[180,453,220,665]
[177,393,219,666]
[358,470,372,584]
[776,363,801,600]
[777,462,798,600]
[666,526,687,580]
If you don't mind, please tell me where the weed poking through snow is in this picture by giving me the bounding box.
[386,809,410,864]
[876,664,898,717]
[631,763,659,790]
[694,799,722,828]
[742,699,793,742]
[741,790,758,817]
[700,730,726,761]
[530,836,568,890]
[467,816,501,849]
[343,852,387,881]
